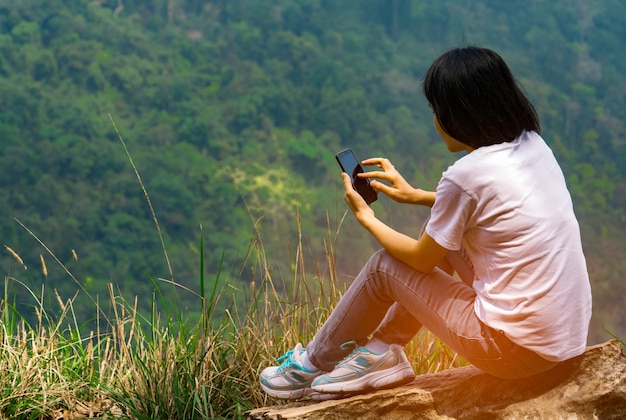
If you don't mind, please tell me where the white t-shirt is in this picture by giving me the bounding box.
[426,130,592,362]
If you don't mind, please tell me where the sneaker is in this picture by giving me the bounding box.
[260,343,325,400]
[311,341,415,394]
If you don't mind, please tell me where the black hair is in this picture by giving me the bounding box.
[423,46,540,148]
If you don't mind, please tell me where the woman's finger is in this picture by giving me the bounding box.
[341,171,353,190]
[361,157,394,170]
[369,179,393,195]
[358,170,394,181]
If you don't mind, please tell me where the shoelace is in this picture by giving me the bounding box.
[275,348,298,372]
[339,340,359,352]
[336,340,361,366]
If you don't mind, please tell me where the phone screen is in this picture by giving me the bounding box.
[335,148,378,204]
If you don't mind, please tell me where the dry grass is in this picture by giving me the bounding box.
[0,216,464,420]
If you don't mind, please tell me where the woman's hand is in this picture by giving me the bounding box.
[342,173,375,222]
[359,158,431,205]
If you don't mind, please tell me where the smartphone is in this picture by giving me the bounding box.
[335,148,378,204]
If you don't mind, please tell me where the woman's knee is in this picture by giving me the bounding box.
[366,249,394,271]
[371,248,394,262]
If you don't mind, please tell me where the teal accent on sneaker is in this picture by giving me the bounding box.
[288,371,307,383]
[311,343,415,394]
[355,356,371,368]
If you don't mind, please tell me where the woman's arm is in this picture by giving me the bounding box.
[341,173,448,272]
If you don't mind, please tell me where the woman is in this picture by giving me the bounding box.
[260,46,592,400]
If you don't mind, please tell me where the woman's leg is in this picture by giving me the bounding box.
[371,244,477,345]
[306,248,470,371]
[307,249,556,379]
[260,239,482,399]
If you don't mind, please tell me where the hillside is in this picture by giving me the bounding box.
[0,0,624,342]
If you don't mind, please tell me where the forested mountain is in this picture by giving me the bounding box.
[0,0,624,342]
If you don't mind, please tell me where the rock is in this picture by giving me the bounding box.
[246,340,626,419]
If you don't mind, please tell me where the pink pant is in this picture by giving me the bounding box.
[306,247,557,379]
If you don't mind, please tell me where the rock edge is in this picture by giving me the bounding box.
[246,339,626,419]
